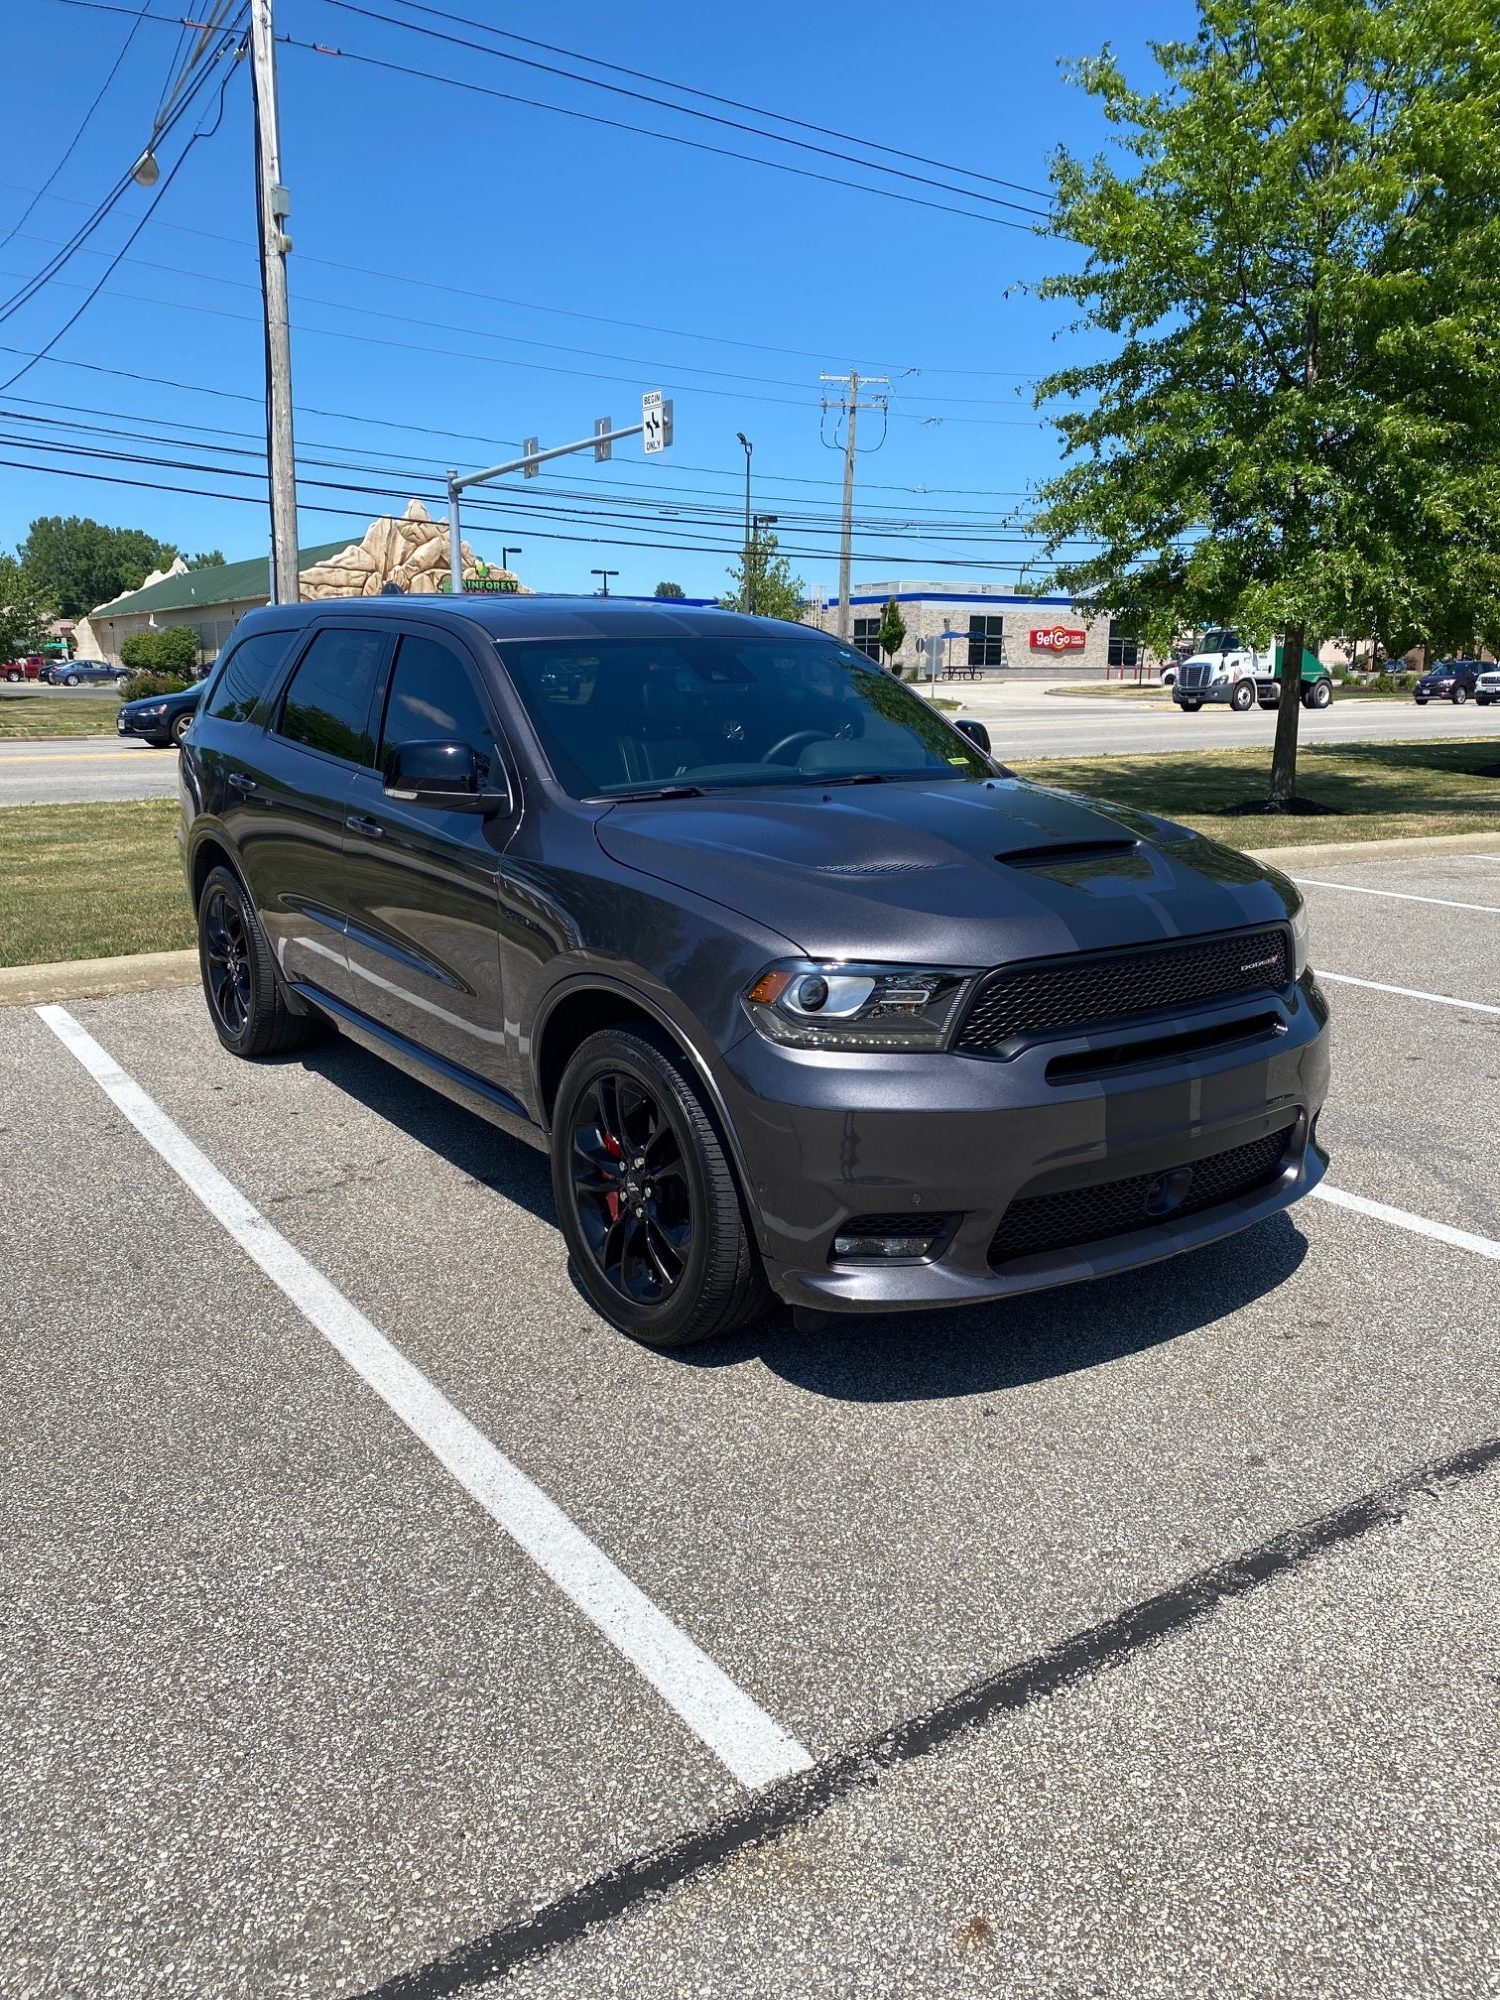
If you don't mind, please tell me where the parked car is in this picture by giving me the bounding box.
[3,653,43,682]
[1413,659,1487,705]
[42,657,131,686]
[1475,666,1500,707]
[117,680,204,747]
[1173,629,1334,712]
[179,598,1330,1347]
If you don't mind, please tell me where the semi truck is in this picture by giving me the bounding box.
[1172,629,1334,713]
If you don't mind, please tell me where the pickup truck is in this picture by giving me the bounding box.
[1172,630,1334,713]
[3,653,43,683]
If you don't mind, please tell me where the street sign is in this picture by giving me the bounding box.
[594,418,612,462]
[523,438,540,479]
[642,390,665,454]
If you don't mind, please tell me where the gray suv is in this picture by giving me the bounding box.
[179,597,1330,1346]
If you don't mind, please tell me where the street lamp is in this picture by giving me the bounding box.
[590,568,619,596]
[501,545,523,572]
[736,432,752,613]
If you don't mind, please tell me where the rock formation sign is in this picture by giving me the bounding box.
[298,499,523,598]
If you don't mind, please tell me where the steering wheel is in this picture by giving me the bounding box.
[764,728,830,764]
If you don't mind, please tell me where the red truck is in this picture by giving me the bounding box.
[4,653,43,682]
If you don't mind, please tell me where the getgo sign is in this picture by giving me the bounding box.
[1029,625,1087,653]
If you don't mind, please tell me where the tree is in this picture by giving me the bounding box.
[876,596,907,668]
[653,580,685,598]
[720,531,807,623]
[119,626,199,678]
[188,550,226,570]
[0,553,52,660]
[1029,0,1500,805]
[19,516,177,618]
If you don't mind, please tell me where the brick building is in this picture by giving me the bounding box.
[803,580,1143,676]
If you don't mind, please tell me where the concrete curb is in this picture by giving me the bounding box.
[1243,829,1500,871]
[0,949,197,1008]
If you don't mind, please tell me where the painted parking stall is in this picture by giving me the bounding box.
[4,843,1500,1996]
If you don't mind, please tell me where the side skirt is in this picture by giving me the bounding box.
[292,982,549,1156]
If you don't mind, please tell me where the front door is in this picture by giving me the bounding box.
[340,629,515,1089]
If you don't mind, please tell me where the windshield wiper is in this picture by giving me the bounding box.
[599,784,706,802]
[809,771,894,786]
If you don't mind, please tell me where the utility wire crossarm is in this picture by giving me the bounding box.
[446,396,672,594]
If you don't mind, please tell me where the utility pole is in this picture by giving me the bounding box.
[820,371,888,640]
[249,0,299,605]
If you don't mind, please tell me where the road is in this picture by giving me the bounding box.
[0,734,180,805]
[3,848,1498,1997]
[5,688,1499,808]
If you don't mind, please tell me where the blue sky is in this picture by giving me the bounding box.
[1,0,1190,601]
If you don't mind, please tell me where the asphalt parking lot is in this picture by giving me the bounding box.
[3,848,1498,1999]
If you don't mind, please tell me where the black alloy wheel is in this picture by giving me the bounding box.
[552,1026,769,1346]
[196,864,321,1058]
[571,1071,692,1308]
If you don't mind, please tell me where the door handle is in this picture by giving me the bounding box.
[227,771,258,794]
[346,813,385,838]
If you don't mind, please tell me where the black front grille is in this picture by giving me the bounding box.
[955,927,1291,1054]
[1178,662,1212,689]
[988,1125,1295,1268]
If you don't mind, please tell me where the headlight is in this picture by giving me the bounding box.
[139,702,168,718]
[1289,899,1311,978]
[743,960,974,1051]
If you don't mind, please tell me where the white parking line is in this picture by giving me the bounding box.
[1319,971,1500,1014]
[1311,1184,1500,1262]
[35,1003,813,1792]
[1293,878,1500,914]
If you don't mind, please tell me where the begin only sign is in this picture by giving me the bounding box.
[1029,625,1087,653]
[642,390,674,455]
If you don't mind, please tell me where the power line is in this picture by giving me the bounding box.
[322,0,1052,221]
[279,32,1040,234]
[388,0,1055,204]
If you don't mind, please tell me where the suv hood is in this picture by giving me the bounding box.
[595,777,1293,965]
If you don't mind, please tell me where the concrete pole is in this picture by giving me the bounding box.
[249,0,299,605]
[836,372,859,641]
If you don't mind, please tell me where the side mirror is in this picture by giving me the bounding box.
[954,717,992,753]
[384,739,509,815]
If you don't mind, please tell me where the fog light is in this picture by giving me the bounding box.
[830,1213,955,1262]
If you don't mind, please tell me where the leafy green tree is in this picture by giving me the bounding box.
[19,516,178,618]
[0,553,54,659]
[1030,0,1500,804]
[188,550,226,570]
[720,531,806,623]
[119,626,199,678]
[876,597,907,668]
[653,580,685,598]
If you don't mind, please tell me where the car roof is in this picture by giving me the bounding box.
[234,594,828,647]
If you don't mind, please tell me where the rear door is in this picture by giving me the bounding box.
[227,622,391,1002]
[340,627,516,1088]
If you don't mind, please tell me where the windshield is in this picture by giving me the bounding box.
[1430,661,1458,677]
[1200,628,1239,653]
[494,633,993,798]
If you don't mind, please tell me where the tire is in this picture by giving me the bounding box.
[1414,698,1428,706]
[1303,679,1333,709]
[552,1025,771,1347]
[171,708,194,745]
[1452,684,1467,705]
[197,864,320,1059]
[1178,697,1202,712]
[64,672,80,686]
[1479,697,1494,707]
[4,668,20,683]
[1230,680,1255,711]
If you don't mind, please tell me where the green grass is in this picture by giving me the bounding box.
[0,800,193,966]
[0,691,123,739]
[1014,737,1500,848]
[2,741,1498,967]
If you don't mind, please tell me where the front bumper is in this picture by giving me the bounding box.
[722,973,1331,1314]
[117,714,171,742]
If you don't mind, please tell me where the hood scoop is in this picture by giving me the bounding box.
[999,837,1141,869]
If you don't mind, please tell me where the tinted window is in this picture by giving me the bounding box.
[205,629,294,723]
[379,634,497,776]
[277,627,386,765]
[495,633,992,798]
